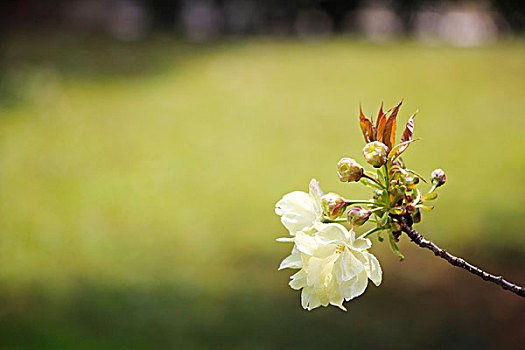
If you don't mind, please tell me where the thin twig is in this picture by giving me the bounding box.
[395,215,525,297]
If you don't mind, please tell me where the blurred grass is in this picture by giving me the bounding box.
[0,34,524,348]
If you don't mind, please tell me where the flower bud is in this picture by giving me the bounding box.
[337,158,364,182]
[346,207,371,226]
[321,193,346,219]
[431,168,446,187]
[362,141,388,168]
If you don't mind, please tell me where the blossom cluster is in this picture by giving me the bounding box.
[275,101,446,311]
[276,179,382,311]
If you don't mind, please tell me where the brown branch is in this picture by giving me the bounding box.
[396,215,525,297]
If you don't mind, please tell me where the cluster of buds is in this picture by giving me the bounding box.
[325,101,447,259]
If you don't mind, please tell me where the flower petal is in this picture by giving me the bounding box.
[330,299,347,311]
[294,232,318,256]
[295,232,334,258]
[350,271,369,300]
[278,252,302,270]
[314,223,347,244]
[342,271,369,301]
[275,191,318,234]
[308,178,324,217]
[306,256,329,285]
[307,292,322,311]
[352,237,372,251]
[289,270,307,290]
[363,252,383,286]
[340,249,365,281]
[301,285,314,310]
[327,279,347,311]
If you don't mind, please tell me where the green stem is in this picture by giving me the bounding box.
[358,227,384,239]
[383,164,390,191]
[369,206,385,213]
[345,200,380,206]
[362,174,386,189]
[322,218,347,223]
[428,184,437,193]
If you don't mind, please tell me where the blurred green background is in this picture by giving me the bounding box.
[1,33,524,349]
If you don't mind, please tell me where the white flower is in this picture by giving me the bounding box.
[275,179,323,237]
[279,223,382,311]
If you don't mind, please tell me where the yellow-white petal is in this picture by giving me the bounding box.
[352,237,372,251]
[346,271,369,301]
[339,249,365,281]
[275,191,318,234]
[278,252,302,270]
[294,232,335,258]
[307,292,322,311]
[289,270,307,290]
[330,299,347,311]
[314,223,347,244]
[362,251,382,286]
[308,178,323,217]
[305,256,330,285]
[301,285,315,310]
[276,237,294,242]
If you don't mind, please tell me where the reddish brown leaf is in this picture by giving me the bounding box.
[401,111,417,143]
[375,102,386,141]
[382,100,403,151]
[359,105,375,143]
[387,138,420,161]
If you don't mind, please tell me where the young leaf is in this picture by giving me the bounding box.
[417,205,434,211]
[375,102,386,141]
[401,111,417,143]
[359,105,376,143]
[376,168,386,183]
[382,100,403,151]
[422,192,438,201]
[360,177,382,189]
[380,212,389,226]
[387,138,420,161]
[406,168,428,183]
[412,188,422,206]
[395,156,406,169]
[389,207,405,215]
[388,232,405,260]
[365,170,379,178]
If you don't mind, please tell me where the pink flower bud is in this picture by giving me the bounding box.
[346,207,371,226]
[321,193,346,219]
[431,168,446,187]
[337,158,364,182]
